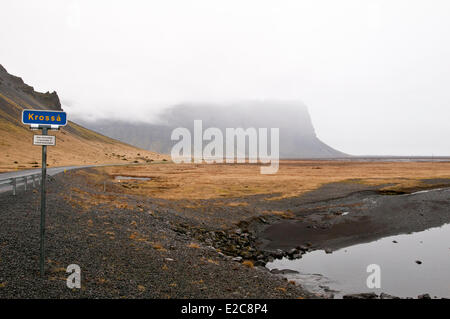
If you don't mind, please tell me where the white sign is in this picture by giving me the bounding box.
[33,135,56,146]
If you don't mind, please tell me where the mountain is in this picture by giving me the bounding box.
[78,101,348,159]
[0,64,165,172]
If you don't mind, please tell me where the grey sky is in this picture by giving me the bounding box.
[1,0,449,156]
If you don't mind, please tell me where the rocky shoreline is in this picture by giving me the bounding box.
[172,179,450,299]
[180,222,313,268]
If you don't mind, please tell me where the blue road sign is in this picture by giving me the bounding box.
[22,109,67,126]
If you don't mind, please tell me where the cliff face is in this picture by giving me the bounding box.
[0,64,61,111]
[0,64,164,172]
[78,101,348,158]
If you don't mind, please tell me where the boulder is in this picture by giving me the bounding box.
[343,293,378,299]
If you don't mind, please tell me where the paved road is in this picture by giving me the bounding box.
[0,165,99,194]
[0,162,153,195]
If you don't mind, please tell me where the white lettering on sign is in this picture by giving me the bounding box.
[33,135,56,146]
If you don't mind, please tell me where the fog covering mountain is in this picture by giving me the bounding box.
[77,101,348,158]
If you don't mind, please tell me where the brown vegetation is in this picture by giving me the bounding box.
[96,160,450,200]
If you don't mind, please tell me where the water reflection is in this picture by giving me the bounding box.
[267,224,450,298]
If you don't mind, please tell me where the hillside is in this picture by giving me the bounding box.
[78,101,348,158]
[0,64,166,172]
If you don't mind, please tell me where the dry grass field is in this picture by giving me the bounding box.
[94,160,450,200]
[0,120,168,173]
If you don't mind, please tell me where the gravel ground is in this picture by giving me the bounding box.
[0,169,313,298]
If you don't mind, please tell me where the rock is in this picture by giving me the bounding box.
[256,255,265,260]
[270,268,299,275]
[287,248,298,256]
[240,251,252,259]
[415,260,422,265]
[292,253,302,259]
[232,257,243,262]
[392,240,398,243]
[296,245,309,252]
[418,293,431,299]
[235,229,242,235]
[324,248,333,254]
[164,258,174,262]
[274,249,284,258]
[343,293,378,299]
[254,260,266,267]
[380,293,400,299]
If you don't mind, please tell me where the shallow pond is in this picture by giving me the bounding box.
[266,223,450,298]
[114,175,151,181]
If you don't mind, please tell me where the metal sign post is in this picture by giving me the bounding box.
[21,109,67,277]
[40,127,48,277]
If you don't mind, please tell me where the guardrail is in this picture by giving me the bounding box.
[0,173,42,195]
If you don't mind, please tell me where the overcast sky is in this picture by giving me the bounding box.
[1,0,449,156]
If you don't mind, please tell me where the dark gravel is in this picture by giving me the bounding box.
[0,169,313,298]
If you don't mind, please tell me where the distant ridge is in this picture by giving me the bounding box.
[78,101,348,159]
